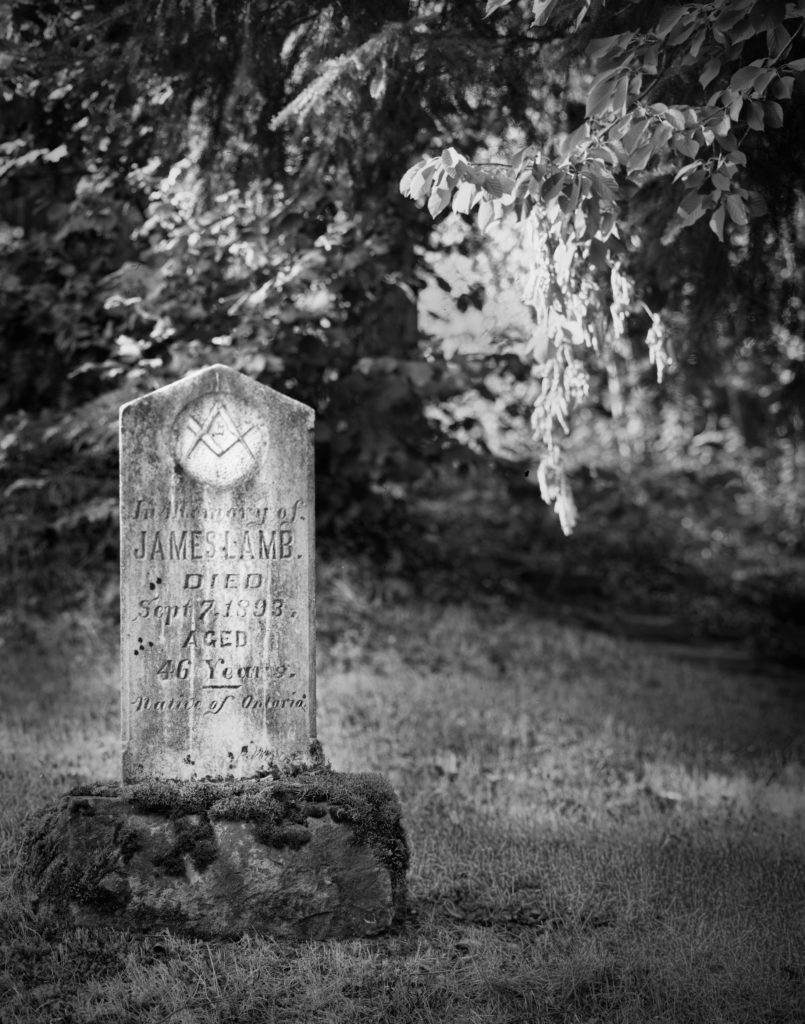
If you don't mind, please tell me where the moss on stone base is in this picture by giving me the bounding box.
[260,823,312,850]
[153,815,217,876]
[18,769,409,928]
[111,771,409,889]
[17,801,133,911]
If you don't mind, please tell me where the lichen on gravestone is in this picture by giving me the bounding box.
[119,365,319,782]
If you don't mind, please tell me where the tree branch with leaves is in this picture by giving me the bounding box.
[401,0,805,531]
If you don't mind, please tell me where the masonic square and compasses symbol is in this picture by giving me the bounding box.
[174,392,267,488]
[187,401,257,460]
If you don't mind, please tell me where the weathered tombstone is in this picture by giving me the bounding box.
[120,365,318,781]
[16,366,408,939]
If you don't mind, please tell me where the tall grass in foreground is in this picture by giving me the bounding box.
[1,593,803,1023]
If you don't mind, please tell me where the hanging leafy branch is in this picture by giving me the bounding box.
[401,0,805,532]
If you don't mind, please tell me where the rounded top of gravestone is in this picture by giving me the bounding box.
[121,364,314,420]
[120,366,314,490]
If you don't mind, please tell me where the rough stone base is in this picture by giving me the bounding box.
[15,771,408,940]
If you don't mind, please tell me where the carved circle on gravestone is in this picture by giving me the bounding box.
[172,389,267,488]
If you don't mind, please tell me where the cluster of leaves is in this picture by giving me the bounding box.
[0,2,146,410]
[401,0,805,530]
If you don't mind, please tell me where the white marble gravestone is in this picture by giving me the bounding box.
[120,365,317,781]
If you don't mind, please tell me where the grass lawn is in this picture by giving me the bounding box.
[1,578,804,1023]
